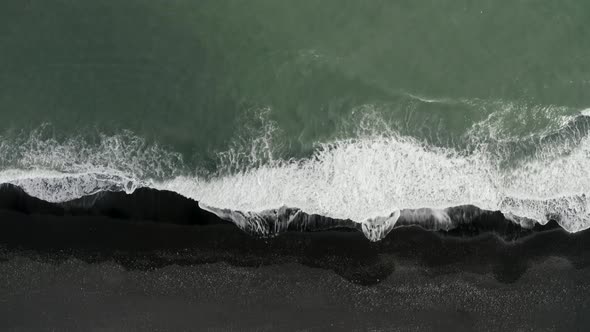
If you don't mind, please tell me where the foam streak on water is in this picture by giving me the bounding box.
[160,134,498,221]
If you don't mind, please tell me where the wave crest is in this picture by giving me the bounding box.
[1,104,590,234]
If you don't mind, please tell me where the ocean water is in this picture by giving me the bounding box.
[1,0,590,239]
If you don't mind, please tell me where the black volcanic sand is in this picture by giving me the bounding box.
[1,184,590,330]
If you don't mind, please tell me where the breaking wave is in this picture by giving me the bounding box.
[1,99,589,240]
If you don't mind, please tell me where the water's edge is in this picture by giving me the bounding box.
[0,183,565,241]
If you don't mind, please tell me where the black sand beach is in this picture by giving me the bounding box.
[1,185,589,331]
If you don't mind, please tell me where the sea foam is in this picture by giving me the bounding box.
[1,104,589,238]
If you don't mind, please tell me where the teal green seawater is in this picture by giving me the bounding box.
[1,0,589,168]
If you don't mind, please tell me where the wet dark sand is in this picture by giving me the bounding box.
[1,185,590,331]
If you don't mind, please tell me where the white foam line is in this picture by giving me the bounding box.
[1,103,589,234]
